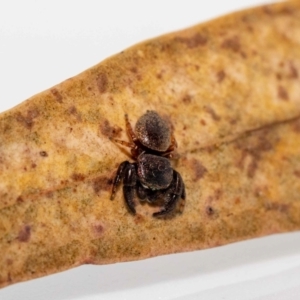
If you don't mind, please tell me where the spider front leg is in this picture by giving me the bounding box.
[123,163,138,214]
[110,161,130,200]
[111,161,137,214]
[153,170,185,217]
[110,114,140,159]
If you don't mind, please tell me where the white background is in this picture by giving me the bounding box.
[1,1,300,299]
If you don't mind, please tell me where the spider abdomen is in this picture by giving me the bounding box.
[135,110,171,152]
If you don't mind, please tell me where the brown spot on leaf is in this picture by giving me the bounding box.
[263,6,273,15]
[265,202,290,213]
[16,109,39,130]
[182,94,192,104]
[246,25,254,32]
[279,6,294,15]
[204,194,219,219]
[175,33,208,48]
[294,170,300,178]
[206,206,215,216]
[276,73,282,80]
[18,225,31,242]
[134,214,145,224]
[217,70,226,82]
[39,151,48,157]
[214,189,222,200]
[28,109,39,120]
[67,106,82,122]
[200,119,206,126]
[236,131,273,178]
[221,36,241,52]
[251,49,258,56]
[82,258,94,264]
[16,196,24,203]
[6,259,13,266]
[264,5,294,16]
[100,119,122,138]
[97,73,108,93]
[93,223,105,237]
[277,62,298,81]
[71,173,85,182]
[235,198,241,205]
[229,118,238,125]
[292,119,300,133]
[45,191,54,198]
[278,86,289,100]
[289,62,298,79]
[187,158,207,181]
[204,106,221,121]
[93,176,112,194]
[67,106,76,114]
[50,88,63,103]
[156,72,163,80]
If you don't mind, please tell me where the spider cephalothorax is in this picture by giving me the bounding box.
[110,110,185,217]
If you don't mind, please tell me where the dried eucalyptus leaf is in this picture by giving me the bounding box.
[1,0,300,288]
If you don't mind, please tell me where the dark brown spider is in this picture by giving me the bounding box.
[110,110,185,217]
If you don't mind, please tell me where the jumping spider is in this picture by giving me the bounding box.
[110,110,185,217]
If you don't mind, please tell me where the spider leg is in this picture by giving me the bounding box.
[153,170,184,217]
[161,134,179,159]
[136,182,147,201]
[123,163,138,214]
[110,114,141,159]
[181,180,186,200]
[166,134,178,152]
[110,161,130,200]
[112,139,134,148]
[178,180,186,213]
[111,138,139,159]
[125,114,138,143]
